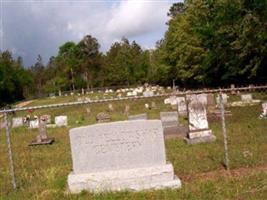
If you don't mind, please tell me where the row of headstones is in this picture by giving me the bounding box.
[12,115,68,129]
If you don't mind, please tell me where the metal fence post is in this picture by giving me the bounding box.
[219,90,230,170]
[4,111,17,189]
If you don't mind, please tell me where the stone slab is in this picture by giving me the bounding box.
[184,134,216,145]
[188,129,212,139]
[163,126,188,138]
[128,114,147,121]
[29,138,54,146]
[68,164,181,193]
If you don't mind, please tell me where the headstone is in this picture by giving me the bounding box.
[185,94,216,144]
[29,118,39,129]
[108,104,114,112]
[29,116,54,146]
[40,115,51,124]
[58,89,62,96]
[128,113,147,120]
[81,88,85,95]
[12,117,23,128]
[143,91,154,97]
[241,94,253,102]
[151,102,156,109]
[145,103,149,109]
[55,116,68,127]
[230,84,236,94]
[124,105,130,116]
[67,120,181,193]
[86,107,91,114]
[176,97,187,116]
[160,112,186,137]
[96,112,110,123]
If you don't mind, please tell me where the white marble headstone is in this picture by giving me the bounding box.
[29,119,39,129]
[12,117,23,128]
[70,120,166,173]
[68,120,181,193]
[55,116,68,127]
[241,94,253,102]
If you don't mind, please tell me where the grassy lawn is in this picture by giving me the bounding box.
[0,94,267,199]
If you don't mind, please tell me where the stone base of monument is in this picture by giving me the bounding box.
[184,129,216,145]
[29,138,54,146]
[164,126,188,139]
[67,163,181,193]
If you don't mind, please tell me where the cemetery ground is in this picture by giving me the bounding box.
[0,96,267,199]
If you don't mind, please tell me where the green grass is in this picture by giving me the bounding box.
[1,95,267,199]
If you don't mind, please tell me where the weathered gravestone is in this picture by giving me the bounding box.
[29,118,39,129]
[55,116,68,127]
[160,112,186,138]
[241,94,253,102]
[96,112,110,123]
[176,97,187,116]
[128,113,147,121]
[108,104,114,112]
[160,112,178,128]
[143,90,154,97]
[29,116,54,146]
[185,94,216,144]
[68,120,181,193]
[12,117,23,128]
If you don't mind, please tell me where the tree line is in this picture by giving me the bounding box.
[0,0,266,106]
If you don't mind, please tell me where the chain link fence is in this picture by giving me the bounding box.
[0,85,266,195]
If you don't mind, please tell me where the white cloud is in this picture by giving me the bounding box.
[3,0,175,66]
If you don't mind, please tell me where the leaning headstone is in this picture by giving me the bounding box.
[96,112,110,123]
[67,120,181,193]
[185,94,216,144]
[12,117,23,128]
[241,94,253,102]
[29,116,54,146]
[55,116,68,127]
[128,113,147,120]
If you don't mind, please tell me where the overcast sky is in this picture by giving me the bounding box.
[1,0,180,66]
